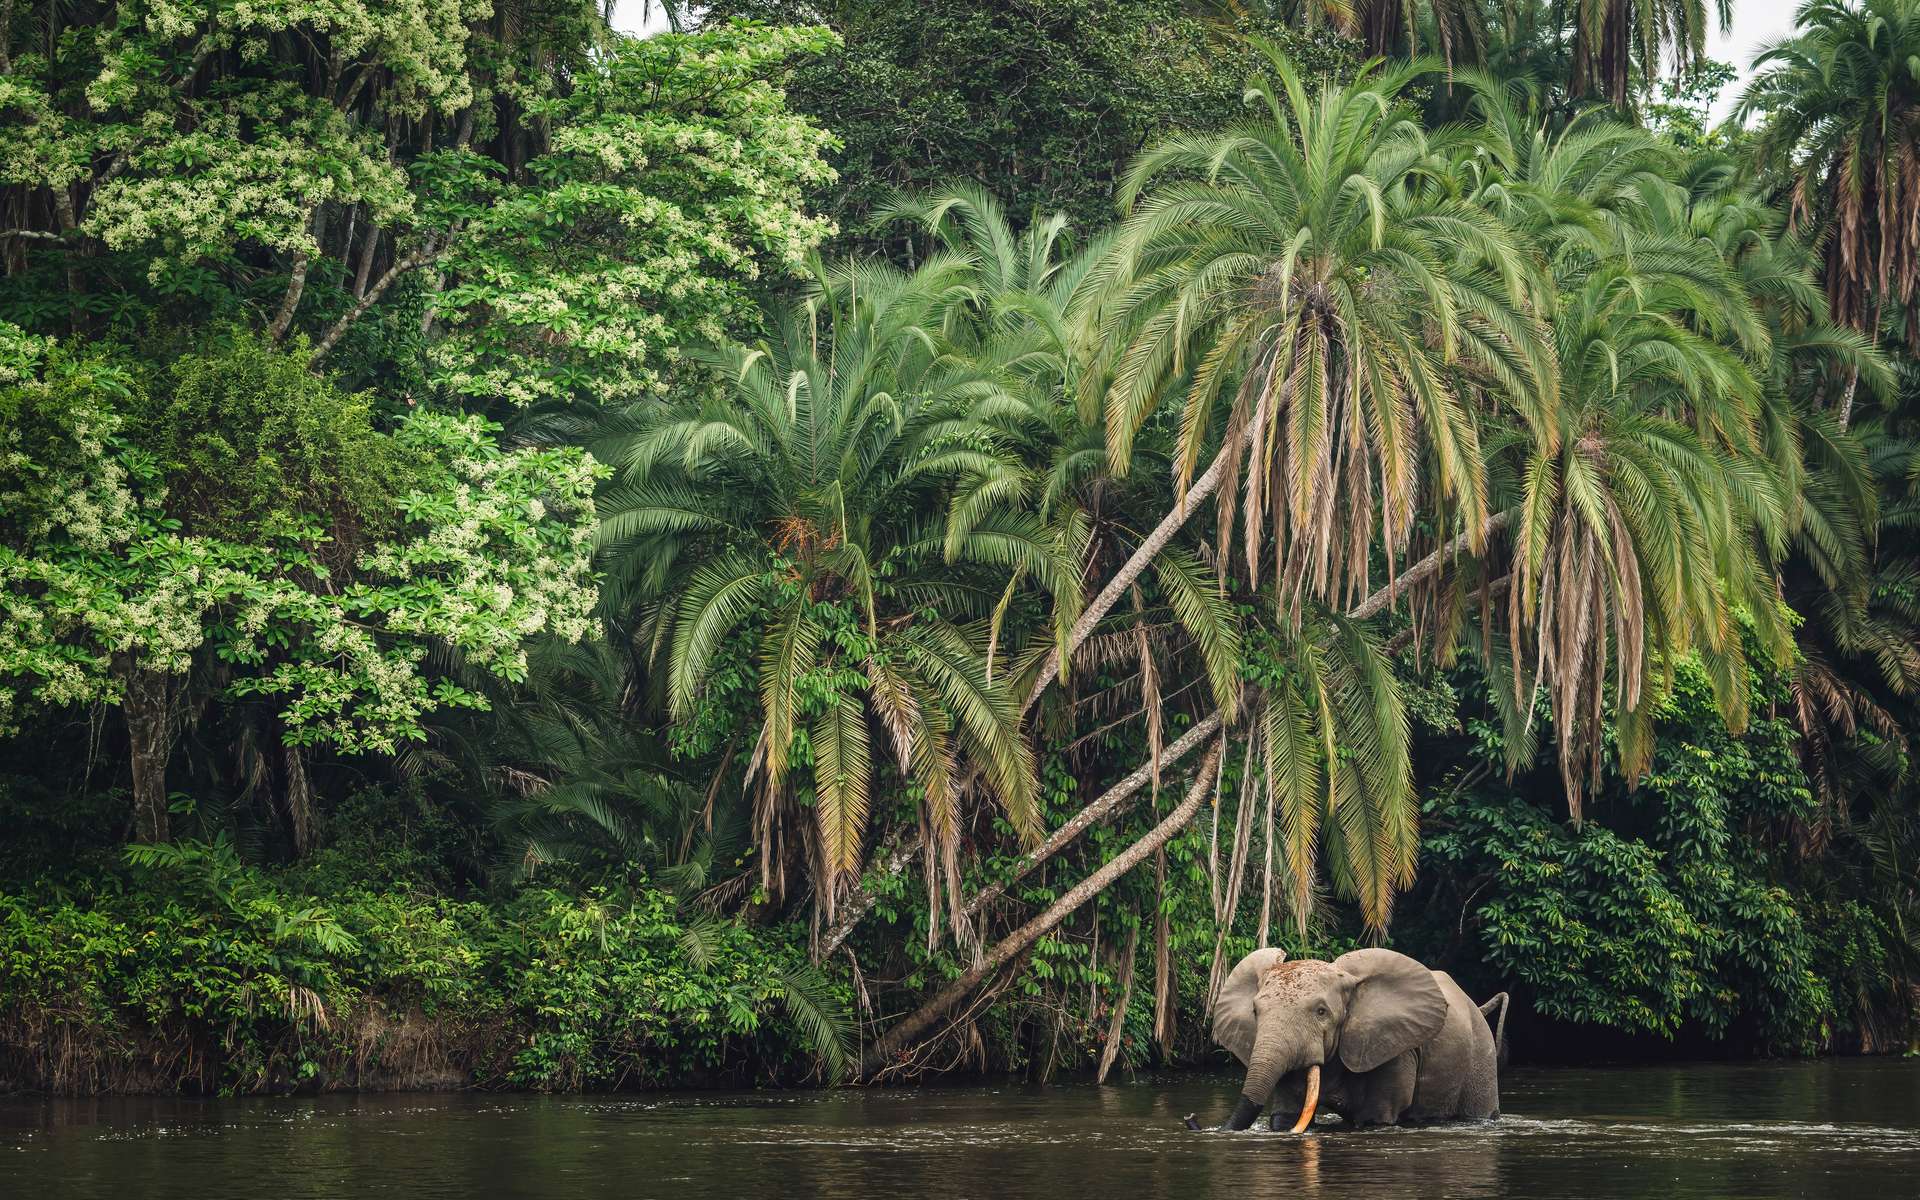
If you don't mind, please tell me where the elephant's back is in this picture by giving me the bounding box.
[1414,970,1500,1120]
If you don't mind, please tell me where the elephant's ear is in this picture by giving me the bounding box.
[1332,948,1448,1073]
[1211,947,1286,1065]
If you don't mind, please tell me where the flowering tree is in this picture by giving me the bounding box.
[0,5,836,405]
[0,331,602,843]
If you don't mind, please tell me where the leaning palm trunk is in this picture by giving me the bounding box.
[960,710,1225,921]
[816,713,1223,961]
[856,512,1506,1068]
[1022,437,1237,716]
[861,739,1225,1078]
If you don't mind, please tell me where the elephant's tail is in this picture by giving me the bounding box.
[1478,992,1509,1069]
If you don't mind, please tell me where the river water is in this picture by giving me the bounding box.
[3,1061,1917,1199]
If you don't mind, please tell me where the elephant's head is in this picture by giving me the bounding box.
[1210,947,1448,1131]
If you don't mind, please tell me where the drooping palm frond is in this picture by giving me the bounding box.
[1098,46,1555,625]
[775,957,859,1082]
[1245,612,1415,936]
[1496,229,1787,820]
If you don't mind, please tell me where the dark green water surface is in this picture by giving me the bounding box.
[4,1060,1917,1199]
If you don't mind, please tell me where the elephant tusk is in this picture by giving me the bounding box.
[1287,1064,1321,1134]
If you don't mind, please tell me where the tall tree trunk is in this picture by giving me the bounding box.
[1838,365,1861,431]
[311,241,440,363]
[117,662,175,843]
[861,739,1223,1078]
[50,186,85,334]
[269,250,311,343]
[960,710,1224,921]
[1022,436,1237,716]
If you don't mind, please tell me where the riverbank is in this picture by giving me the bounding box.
[5,842,1911,1097]
[0,873,841,1095]
[0,816,845,1095]
[5,775,1912,1098]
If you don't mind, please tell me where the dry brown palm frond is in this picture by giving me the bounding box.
[1071,622,1188,676]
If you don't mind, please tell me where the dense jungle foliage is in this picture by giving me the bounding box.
[2,0,1918,1095]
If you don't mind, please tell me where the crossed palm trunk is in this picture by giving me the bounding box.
[854,430,1509,1077]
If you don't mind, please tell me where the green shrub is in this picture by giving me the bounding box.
[0,832,852,1094]
[130,331,426,541]
[1418,657,1847,1051]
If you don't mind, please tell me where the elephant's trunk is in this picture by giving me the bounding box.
[1238,1022,1296,1110]
[1220,1095,1262,1131]
[1238,1021,1321,1134]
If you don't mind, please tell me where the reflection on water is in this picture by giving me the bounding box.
[3,1060,1918,1199]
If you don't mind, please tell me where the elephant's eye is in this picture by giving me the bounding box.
[1316,1004,1329,1018]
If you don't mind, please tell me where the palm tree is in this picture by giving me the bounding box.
[888,187,1420,933]
[1496,227,1790,821]
[1033,48,1553,925]
[1742,0,1920,371]
[1677,169,1906,830]
[591,259,1079,921]
[1572,0,1731,109]
[1435,96,1884,825]
[1097,46,1554,628]
[877,184,1244,732]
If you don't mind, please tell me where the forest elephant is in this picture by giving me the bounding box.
[1184,948,1508,1131]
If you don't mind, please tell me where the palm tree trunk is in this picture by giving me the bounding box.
[857,502,1523,1068]
[975,507,1505,925]
[1022,437,1236,716]
[831,506,1512,966]
[960,710,1224,921]
[817,709,1221,963]
[817,824,924,958]
[861,739,1223,1078]
[1347,509,1514,621]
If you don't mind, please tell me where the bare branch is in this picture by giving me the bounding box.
[309,242,444,364]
